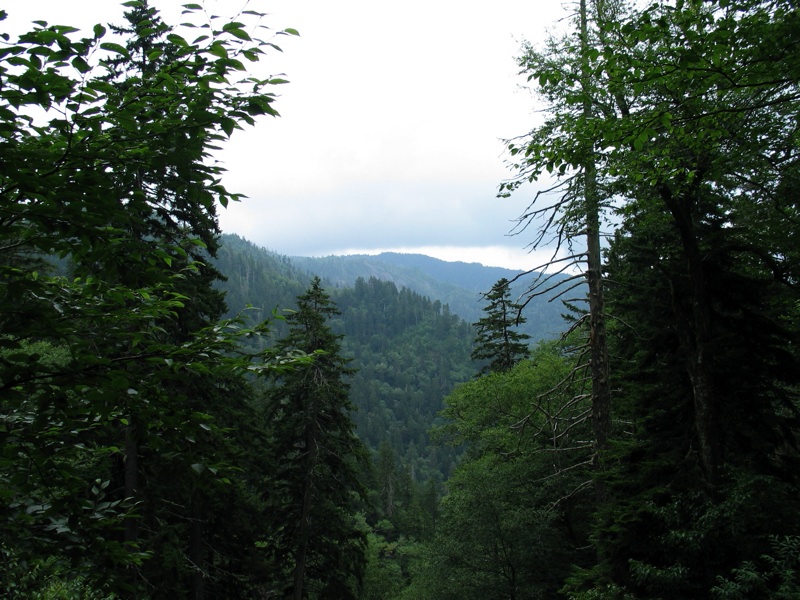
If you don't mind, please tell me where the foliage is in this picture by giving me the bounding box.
[262,277,368,599]
[471,277,531,375]
[712,536,800,600]
[414,341,594,598]
[500,0,800,596]
[0,1,299,594]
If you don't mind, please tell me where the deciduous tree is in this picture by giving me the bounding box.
[0,1,297,594]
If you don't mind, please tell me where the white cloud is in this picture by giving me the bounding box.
[5,0,571,270]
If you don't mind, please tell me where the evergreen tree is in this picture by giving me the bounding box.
[374,440,400,519]
[471,278,531,375]
[585,190,800,598]
[264,277,368,599]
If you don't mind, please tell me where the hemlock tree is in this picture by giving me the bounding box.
[584,3,800,595]
[264,277,368,599]
[471,278,530,375]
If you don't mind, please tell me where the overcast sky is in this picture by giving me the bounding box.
[5,0,572,270]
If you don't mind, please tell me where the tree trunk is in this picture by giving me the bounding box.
[292,403,320,600]
[190,494,205,600]
[661,184,722,487]
[580,0,612,504]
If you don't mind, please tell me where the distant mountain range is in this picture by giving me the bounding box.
[289,251,572,341]
[213,234,578,480]
[215,233,574,341]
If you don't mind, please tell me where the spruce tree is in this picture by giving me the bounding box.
[471,278,531,375]
[264,277,368,599]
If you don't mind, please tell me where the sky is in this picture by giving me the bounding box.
[4,0,573,270]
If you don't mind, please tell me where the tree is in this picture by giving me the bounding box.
[507,0,800,595]
[471,278,531,375]
[0,2,297,594]
[413,341,593,599]
[264,277,368,599]
[585,185,800,598]
[374,440,400,519]
[503,0,800,595]
[501,0,627,509]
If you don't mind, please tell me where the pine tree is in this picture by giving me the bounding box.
[264,277,368,599]
[471,278,531,375]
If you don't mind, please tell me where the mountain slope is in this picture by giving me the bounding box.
[213,234,474,481]
[290,252,571,341]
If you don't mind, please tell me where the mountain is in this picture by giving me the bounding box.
[213,234,474,480]
[365,252,522,292]
[289,252,572,341]
[213,234,577,480]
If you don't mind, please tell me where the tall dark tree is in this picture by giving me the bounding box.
[504,0,800,596]
[264,277,368,599]
[471,278,531,375]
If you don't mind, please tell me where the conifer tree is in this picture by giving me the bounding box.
[264,277,368,599]
[471,278,531,375]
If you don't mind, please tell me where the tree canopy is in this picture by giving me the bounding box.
[0,2,300,595]
[494,0,800,596]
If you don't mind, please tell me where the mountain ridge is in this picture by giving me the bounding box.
[288,250,569,341]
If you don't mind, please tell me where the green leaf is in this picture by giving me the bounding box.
[207,42,228,59]
[220,117,236,136]
[71,56,91,73]
[100,42,130,58]
[227,27,251,41]
[166,33,189,47]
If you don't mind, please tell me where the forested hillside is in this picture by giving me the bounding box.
[214,234,477,481]
[214,234,310,335]
[334,278,473,481]
[290,252,570,341]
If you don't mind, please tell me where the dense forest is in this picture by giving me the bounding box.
[2,0,799,599]
[215,233,571,482]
